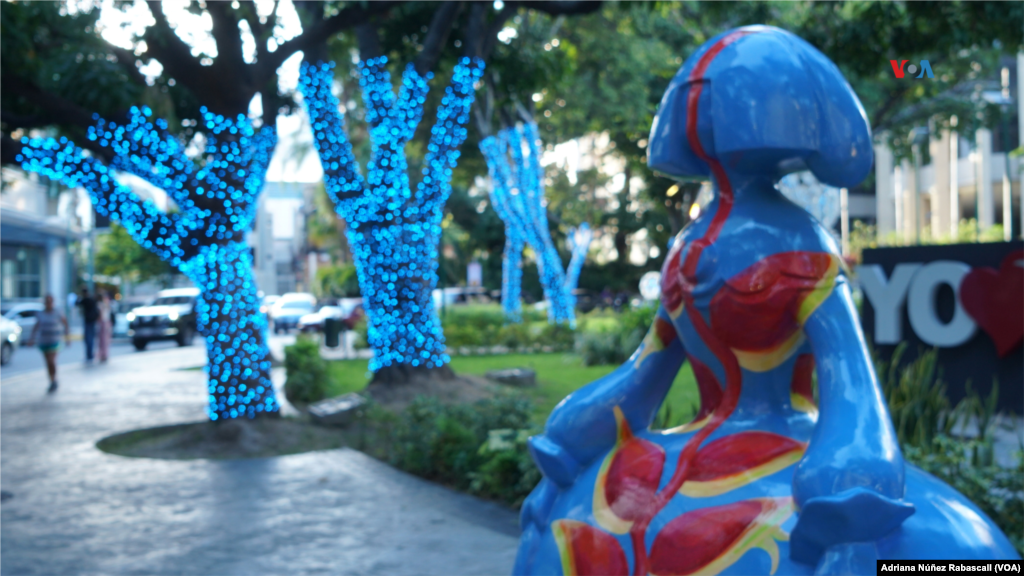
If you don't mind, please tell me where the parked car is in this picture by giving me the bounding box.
[127,288,199,350]
[297,299,364,332]
[0,317,22,365]
[270,293,316,333]
[298,305,344,333]
[114,296,152,338]
[260,294,280,316]
[2,303,43,345]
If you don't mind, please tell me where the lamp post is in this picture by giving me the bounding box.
[1000,66,1013,242]
[950,115,960,239]
[911,126,930,245]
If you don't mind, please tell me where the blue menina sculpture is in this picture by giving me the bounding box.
[480,120,592,326]
[514,25,1020,576]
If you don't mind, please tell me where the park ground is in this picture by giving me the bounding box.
[0,342,520,575]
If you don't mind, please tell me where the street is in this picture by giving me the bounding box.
[1,338,184,379]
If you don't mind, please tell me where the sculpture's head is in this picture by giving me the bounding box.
[648,25,872,188]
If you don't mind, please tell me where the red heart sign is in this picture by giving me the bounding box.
[959,250,1024,358]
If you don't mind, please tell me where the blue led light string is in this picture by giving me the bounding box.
[16,107,280,421]
[481,123,580,326]
[480,134,525,322]
[299,57,484,374]
[564,222,592,295]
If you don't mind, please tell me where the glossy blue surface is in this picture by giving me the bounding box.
[515,25,1018,576]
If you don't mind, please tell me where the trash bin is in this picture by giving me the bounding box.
[324,317,343,348]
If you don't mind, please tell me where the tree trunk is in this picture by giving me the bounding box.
[502,235,525,322]
[184,241,279,420]
[346,222,451,375]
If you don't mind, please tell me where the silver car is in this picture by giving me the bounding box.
[3,303,43,345]
[0,317,22,365]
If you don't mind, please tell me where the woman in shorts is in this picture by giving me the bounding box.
[28,294,70,393]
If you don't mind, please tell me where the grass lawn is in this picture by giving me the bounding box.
[326,352,699,425]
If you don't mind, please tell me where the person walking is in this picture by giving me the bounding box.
[97,291,113,363]
[27,294,70,393]
[77,287,99,362]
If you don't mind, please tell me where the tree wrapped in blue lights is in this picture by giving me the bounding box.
[15,106,280,421]
[565,222,592,295]
[297,4,497,382]
[300,58,483,376]
[479,121,591,326]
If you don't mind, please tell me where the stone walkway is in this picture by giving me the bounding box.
[1,346,519,575]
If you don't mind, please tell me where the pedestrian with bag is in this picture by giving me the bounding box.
[97,291,113,363]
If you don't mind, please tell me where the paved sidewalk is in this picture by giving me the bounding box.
[1,347,519,575]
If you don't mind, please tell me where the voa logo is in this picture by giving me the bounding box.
[890,59,934,79]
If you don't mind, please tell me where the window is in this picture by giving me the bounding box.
[0,246,43,299]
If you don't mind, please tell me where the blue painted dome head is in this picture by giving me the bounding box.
[648,25,872,188]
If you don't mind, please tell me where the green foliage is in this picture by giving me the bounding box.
[314,263,360,299]
[877,344,959,449]
[95,223,177,287]
[351,318,369,350]
[306,183,350,260]
[849,220,1009,263]
[576,304,657,366]
[876,344,1023,554]
[440,304,575,353]
[357,395,540,507]
[283,335,334,405]
[471,428,543,508]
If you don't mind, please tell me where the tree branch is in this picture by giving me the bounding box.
[1,110,49,131]
[262,1,402,81]
[142,2,205,84]
[527,1,603,16]
[0,74,115,162]
[413,1,463,76]
[110,47,149,87]
[207,2,247,73]
[356,22,384,60]
[481,2,519,62]
[462,1,489,60]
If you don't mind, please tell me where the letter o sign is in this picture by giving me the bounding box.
[907,261,977,347]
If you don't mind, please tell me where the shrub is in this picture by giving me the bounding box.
[357,394,540,507]
[576,303,656,366]
[314,263,360,298]
[439,303,576,353]
[283,335,334,405]
[351,318,369,350]
[876,343,1023,555]
[471,428,542,508]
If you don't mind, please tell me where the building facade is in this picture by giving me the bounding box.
[875,56,1022,243]
[0,167,86,313]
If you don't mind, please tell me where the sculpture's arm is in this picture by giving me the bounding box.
[790,276,914,567]
[528,305,686,488]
